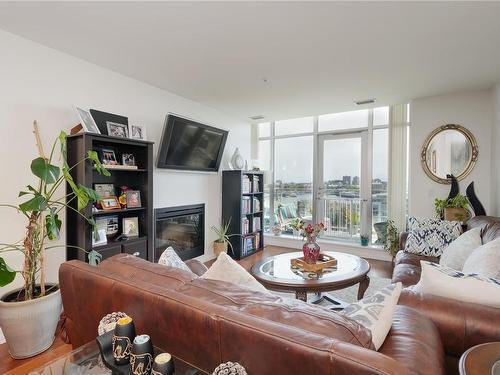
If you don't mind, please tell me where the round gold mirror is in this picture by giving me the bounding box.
[420,124,478,184]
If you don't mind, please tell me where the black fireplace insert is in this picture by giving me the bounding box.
[154,204,205,261]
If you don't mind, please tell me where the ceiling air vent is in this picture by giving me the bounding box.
[355,98,376,106]
[250,115,265,121]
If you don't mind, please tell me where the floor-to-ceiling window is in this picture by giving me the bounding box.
[257,105,408,245]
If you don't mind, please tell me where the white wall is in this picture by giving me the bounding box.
[0,30,250,294]
[493,81,500,216]
[409,89,494,218]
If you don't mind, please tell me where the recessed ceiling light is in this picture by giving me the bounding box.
[250,115,265,121]
[355,98,377,105]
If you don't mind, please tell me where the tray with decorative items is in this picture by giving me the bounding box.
[290,253,337,273]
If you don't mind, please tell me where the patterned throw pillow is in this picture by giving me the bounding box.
[158,246,194,274]
[341,283,402,350]
[413,261,500,308]
[404,217,462,257]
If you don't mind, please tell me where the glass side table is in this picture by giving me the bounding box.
[28,339,207,375]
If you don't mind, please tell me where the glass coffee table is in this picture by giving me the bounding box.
[251,251,370,308]
[28,339,207,375]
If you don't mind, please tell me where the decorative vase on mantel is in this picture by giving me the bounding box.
[302,237,321,264]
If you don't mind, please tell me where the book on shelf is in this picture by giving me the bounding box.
[242,196,252,214]
[252,176,260,193]
[252,216,261,231]
[255,232,261,249]
[252,197,261,212]
[241,217,250,235]
[242,175,251,193]
[242,235,256,257]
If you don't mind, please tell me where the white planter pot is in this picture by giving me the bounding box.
[0,286,62,359]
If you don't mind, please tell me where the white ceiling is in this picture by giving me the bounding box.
[1,2,500,122]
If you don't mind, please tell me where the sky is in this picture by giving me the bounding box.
[261,128,388,183]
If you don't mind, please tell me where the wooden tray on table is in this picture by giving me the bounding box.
[290,253,337,272]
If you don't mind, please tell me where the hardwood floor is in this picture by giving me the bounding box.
[0,245,393,373]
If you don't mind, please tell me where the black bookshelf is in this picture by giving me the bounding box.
[222,170,264,260]
[66,132,154,262]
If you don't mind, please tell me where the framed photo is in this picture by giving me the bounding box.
[129,124,146,140]
[122,217,139,237]
[122,153,135,166]
[106,121,129,138]
[94,183,115,199]
[100,196,121,210]
[75,106,100,134]
[100,148,118,165]
[92,228,107,247]
[126,190,141,208]
[96,215,119,237]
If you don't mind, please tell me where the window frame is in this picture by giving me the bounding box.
[258,107,391,239]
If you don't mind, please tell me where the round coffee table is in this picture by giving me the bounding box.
[251,251,370,308]
[459,342,500,375]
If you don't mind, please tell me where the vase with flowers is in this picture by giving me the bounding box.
[300,223,325,264]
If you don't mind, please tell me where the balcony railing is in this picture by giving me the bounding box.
[322,196,361,240]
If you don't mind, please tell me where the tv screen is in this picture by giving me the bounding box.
[156,114,228,172]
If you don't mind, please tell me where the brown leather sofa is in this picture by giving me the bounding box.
[392,215,500,375]
[60,254,445,375]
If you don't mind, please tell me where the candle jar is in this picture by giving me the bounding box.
[152,352,175,375]
[130,334,155,375]
[112,316,135,365]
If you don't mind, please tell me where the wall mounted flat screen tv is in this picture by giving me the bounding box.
[156,114,228,172]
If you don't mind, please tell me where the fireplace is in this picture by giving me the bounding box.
[154,204,205,261]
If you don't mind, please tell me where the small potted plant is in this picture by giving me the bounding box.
[360,234,370,247]
[0,124,108,359]
[211,219,234,256]
[300,223,325,264]
[434,194,470,222]
[384,220,400,262]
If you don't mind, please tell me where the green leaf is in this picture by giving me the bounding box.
[31,157,60,184]
[88,250,102,266]
[19,194,46,212]
[88,150,111,176]
[45,209,62,241]
[79,184,100,202]
[0,257,16,287]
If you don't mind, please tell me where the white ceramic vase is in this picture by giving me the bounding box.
[0,286,62,359]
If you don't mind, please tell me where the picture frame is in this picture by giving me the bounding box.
[106,121,129,138]
[122,153,135,166]
[94,183,115,199]
[122,217,139,237]
[126,190,141,208]
[92,228,107,247]
[75,106,100,134]
[100,148,118,165]
[96,215,119,237]
[100,196,121,210]
[129,124,146,140]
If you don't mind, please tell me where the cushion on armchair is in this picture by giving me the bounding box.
[412,261,500,308]
[439,227,482,270]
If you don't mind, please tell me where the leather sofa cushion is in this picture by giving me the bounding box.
[391,263,422,287]
[176,278,375,349]
[379,305,445,375]
[395,250,438,267]
[99,254,196,289]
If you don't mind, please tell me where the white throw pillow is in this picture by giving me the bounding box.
[462,238,500,278]
[440,227,482,270]
[341,283,402,351]
[404,217,462,257]
[201,252,268,293]
[413,261,500,308]
[157,246,194,274]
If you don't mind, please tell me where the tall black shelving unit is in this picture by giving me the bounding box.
[222,170,264,260]
[66,132,154,262]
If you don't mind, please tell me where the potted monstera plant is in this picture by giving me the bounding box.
[0,124,108,358]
